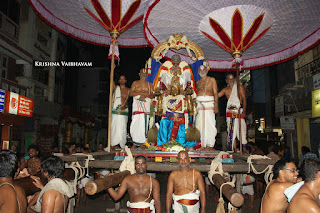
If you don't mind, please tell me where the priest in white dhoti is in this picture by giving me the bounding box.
[196,65,219,150]
[166,151,205,213]
[129,69,154,147]
[111,76,129,149]
[218,73,247,151]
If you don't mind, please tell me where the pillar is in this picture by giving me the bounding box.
[48,30,58,102]
[296,118,311,157]
[1,125,10,149]
[84,127,89,145]
[65,121,73,143]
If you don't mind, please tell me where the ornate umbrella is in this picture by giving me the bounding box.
[29,0,149,151]
[144,0,320,71]
[29,0,148,46]
[144,0,320,153]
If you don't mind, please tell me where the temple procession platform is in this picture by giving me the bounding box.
[60,150,277,173]
[58,150,277,208]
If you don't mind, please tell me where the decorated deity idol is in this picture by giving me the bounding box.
[156,76,197,148]
[153,54,195,96]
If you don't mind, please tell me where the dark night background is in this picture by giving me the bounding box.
[64,39,229,124]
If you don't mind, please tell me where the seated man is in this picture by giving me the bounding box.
[18,145,41,177]
[108,156,161,212]
[97,143,105,152]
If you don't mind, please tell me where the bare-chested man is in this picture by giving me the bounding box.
[261,159,299,213]
[108,156,161,212]
[166,151,206,213]
[130,68,154,147]
[196,65,218,150]
[18,145,41,177]
[30,156,73,213]
[0,150,27,213]
[97,143,105,152]
[218,73,247,152]
[111,75,130,149]
[287,158,320,213]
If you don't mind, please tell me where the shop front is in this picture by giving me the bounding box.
[0,89,33,153]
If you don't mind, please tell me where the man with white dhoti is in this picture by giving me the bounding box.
[196,65,218,150]
[166,151,206,213]
[111,75,129,149]
[130,69,154,148]
[241,174,255,208]
[108,156,161,213]
[219,73,247,152]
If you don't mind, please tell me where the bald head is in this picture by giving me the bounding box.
[198,65,208,77]
[140,68,147,74]
[226,73,235,86]
[139,68,148,80]
[177,150,190,169]
[199,65,206,71]
[178,150,189,158]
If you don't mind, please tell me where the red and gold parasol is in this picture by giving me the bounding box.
[29,0,148,46]
[144,0,320,71]
[143,0,320,153]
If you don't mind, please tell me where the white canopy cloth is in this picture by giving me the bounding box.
[29,0,320,70]
[29,0,149,47]
[143,0,320,70]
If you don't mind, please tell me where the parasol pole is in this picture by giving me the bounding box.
[107,31,120,152]
[232,50,243,155]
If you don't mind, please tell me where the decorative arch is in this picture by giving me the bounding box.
[151,33,209,70]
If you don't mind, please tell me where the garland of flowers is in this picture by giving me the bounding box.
[149,116,154,130]
[146,35,210,76]
[148,100,157,128]
[184,100,188,130]
[153,35,203,62]
[153,35,176,61]
[146,58,152,74]
[181,36,197,61]
[195,101,200,130]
